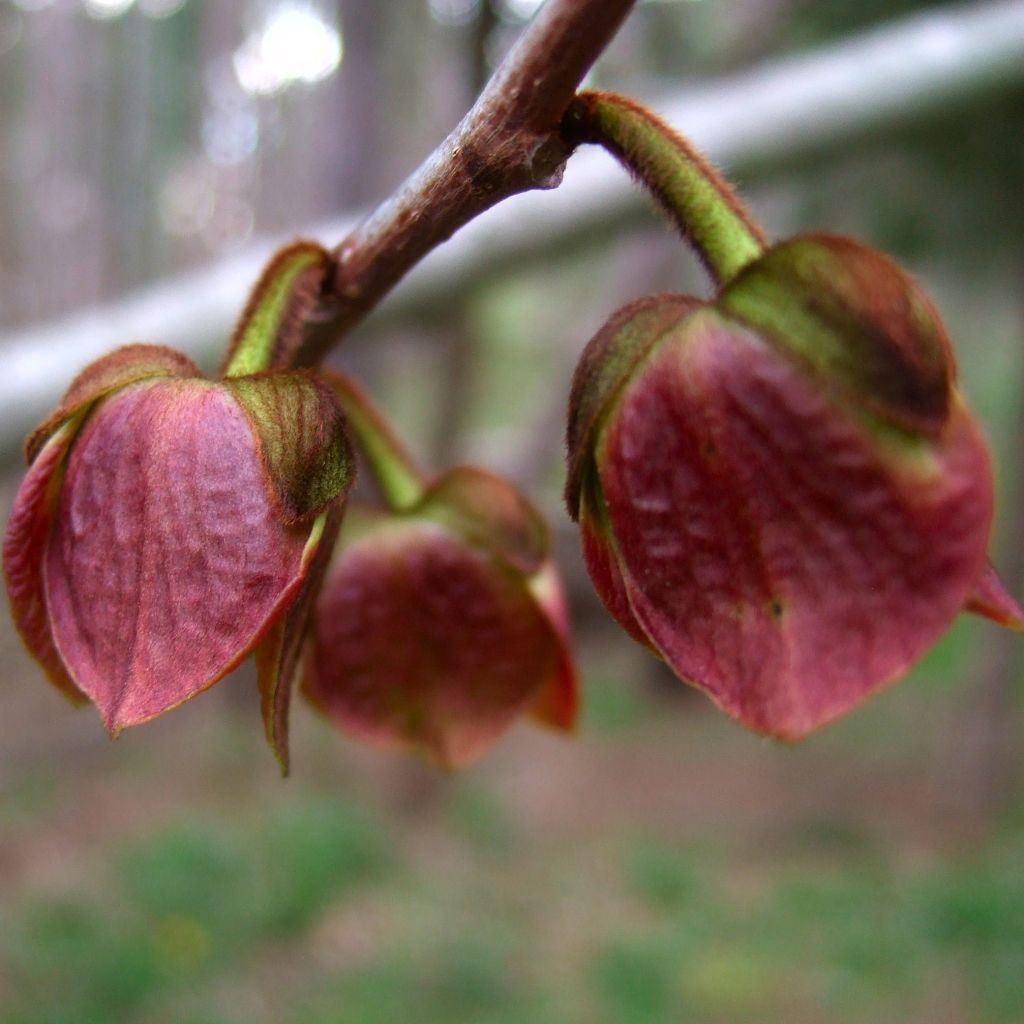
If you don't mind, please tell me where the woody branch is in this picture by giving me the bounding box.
[294,0,638,366]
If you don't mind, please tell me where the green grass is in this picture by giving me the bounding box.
[4,783,1024,1024]
[0,796,393,1024]
[589,824,1024,1024]
[4,755,1023,1024]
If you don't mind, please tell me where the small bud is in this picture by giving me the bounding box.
[567,236,1021,739]
[303,468,577,768]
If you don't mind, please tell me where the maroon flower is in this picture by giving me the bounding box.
[567,233,1022,739]
[303,467,577,768]
[4,344,353,770]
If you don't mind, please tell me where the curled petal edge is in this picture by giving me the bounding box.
[3,421,86,704]
[256,504,344,775]
[25,344,201,464]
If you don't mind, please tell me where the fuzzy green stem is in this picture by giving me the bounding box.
[563,91,766,285]
[324,372,425,510]
[222,242,332,378]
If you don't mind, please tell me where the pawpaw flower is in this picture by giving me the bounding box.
[3,243,354,771]
[303,465,577,768]
[566,233,1023,739]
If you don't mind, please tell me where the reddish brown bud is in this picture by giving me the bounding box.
[567,239,1021,739]
[4,345,353,770]
[303,469,577,768]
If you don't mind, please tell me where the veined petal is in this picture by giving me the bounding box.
[565,294,702,520]
[718,234,954,437]
[225,372,354,524]
[44,379,312,733]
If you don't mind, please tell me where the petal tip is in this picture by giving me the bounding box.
[966,562,1024,632]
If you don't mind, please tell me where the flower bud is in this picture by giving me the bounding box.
[567,233,1022,739]
[4,345,353,771]
[5,241,353,771]
[303,467,577,768]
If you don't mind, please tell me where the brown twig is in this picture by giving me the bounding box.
[294,0,637,367]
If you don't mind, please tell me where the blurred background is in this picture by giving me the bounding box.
[2,1,1024,1021]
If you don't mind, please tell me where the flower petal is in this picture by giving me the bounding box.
[225,372,354,524]
[44,379,311,733]
[598,311,992,738]
[718,234,954,437]
[578,467,655,650]
[418,466,549,576]
[525,561,580,732]
[565,294,702,519]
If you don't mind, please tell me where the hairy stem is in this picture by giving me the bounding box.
[223,242,332,377]
[293,0,637,367]
[562,91,766,284]
[324,372,425,511]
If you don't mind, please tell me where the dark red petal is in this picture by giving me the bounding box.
[26,344,201,464]
[528,650,578,733]
[44,380,310,733]
[599,312,992,738]
[304,518,559,768]
[255,503,343,774]
[965,561,1024,631]
[3,423,86,703]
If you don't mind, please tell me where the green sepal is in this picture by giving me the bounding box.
[565,294,704,520]
[416,466,549,576]
[25,344,202,463]
[221,241,333,378]
[225,372,355,524]
[717,233,953,438]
